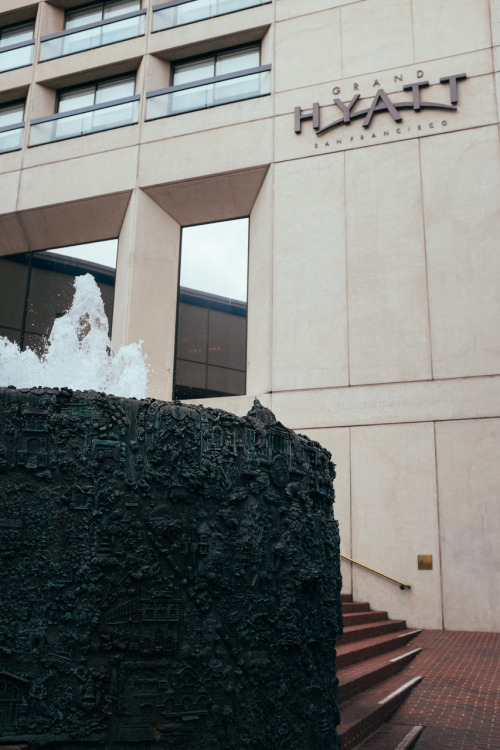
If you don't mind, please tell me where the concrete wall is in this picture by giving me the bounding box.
[0,0,499,630]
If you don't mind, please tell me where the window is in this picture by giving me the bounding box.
[30,75,139,146]
[0,241,117,354]
[146,44,270,120]
[0,21,34,72]
[0,101,25,154]
[66,0,141,28]
[153,0,271,32]
[39,1,144,61]
[173,218,248,400]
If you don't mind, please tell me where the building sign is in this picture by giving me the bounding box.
[294,74,467,136]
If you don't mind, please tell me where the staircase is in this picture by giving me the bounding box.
[337,593,424,750]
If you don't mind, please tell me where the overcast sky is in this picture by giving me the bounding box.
[49,217,249,303]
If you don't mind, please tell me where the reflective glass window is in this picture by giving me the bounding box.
[173,219,248,400]
[65,0,140,29]
[57,75,135,113]
[0,21,34,47]
[0,101,24,128]
[173,44,260,86]
[0,241,117,355]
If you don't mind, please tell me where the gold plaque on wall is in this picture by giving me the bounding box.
[418,555,433,570]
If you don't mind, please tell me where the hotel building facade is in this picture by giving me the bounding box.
[0,0,499,632]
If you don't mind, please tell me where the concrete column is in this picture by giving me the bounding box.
[113,188,181,401]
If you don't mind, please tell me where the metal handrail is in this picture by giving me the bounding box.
[340,553,411,590]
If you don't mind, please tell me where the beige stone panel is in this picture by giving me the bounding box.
[272,153,349,391]
[276,0,354,21]
[143,166,268,225]
[38,2,64,36]
[29,81,57,121]
[0,149,23,180]
[0,67,33,98]
[346,139,431,385]
[18,145,138,209]
[413,0,491,62]
[436,419,500,632]
[274,9,341,93]
[148,5,272,60]
[0,214,30,255]
[17,192,132,250]
[275,72,495,162]
[494,45,500,73]
[421,126,500,378]
[143,95,273,143]
[246,167,273,396]
[23,124,141,167]
[34,41,146,89]
[300,426,351,592]
[145,53,171,93]
[1,0,38,13]
[492,0,500,47]
[0,169,21,213]
[350,423,442,629]
[341,0,414,78]
[112,189,180,401]
[274,49,492,115]
[270,375,500,431]
[138,118,272,184]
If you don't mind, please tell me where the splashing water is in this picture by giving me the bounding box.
[0,274,149,398]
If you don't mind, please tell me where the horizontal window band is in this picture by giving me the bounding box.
[147,65,271,97]
[40,9,147,42]
[0,39,35,53]
[30,96,140,126]
[0,122,25,135]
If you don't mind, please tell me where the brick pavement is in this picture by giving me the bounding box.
[358,629,500,749]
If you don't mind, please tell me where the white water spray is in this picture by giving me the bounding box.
[0,274,149,398]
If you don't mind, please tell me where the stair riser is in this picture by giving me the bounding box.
[342,602,370,614]
[336,631,419,668]
[339,682,421,750]
[341,621,405,644]
[343,611,388,626]
[338,651,420,702]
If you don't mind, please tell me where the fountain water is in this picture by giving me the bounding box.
[0,274,149,398]
[0,273,342,749]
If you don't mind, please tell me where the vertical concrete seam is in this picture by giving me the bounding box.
[348,426,353,595]
[433,420,446,630]
[339,5,344,80]
[343,150,351,386]
[410,0,417,64]
[417,137,434,381]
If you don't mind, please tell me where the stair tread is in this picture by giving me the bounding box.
[337,628,421,655]
[343,610,389,622]
[342,601,371,613]
[342,619,406,634]
[338,673,423,731]
[338,647,422,688]
[352,722,424,749]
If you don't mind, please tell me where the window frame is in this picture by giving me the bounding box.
[152,0,272,33]
[56,73,137,113]
[146,43,271,120]
[29,74,139,146]
[0,100,25,154]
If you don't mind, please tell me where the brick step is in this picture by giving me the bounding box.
[343,601,371,614]
[338,674,423,750]
[343,610,389,627]
[341,619,407,644]
[338,647,422,702]
[351,723,424,750]
[337,630,423,669]
[341,593,353,603]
